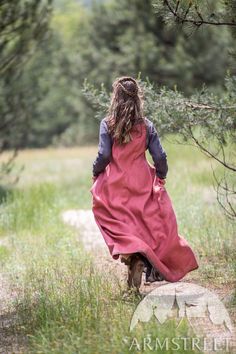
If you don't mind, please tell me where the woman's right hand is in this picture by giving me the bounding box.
[157,177,166,186]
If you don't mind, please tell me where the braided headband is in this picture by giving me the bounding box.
[117,77,138,97]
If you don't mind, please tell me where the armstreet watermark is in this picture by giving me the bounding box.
[122,282,235,352]
[123,335,231,352]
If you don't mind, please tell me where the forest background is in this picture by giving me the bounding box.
[2,0,236,149]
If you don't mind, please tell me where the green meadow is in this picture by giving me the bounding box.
[0,138,235,353]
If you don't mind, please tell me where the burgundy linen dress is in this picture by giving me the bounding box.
[90,120,198,282]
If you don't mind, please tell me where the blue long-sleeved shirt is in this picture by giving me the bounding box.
[92,117,168,179]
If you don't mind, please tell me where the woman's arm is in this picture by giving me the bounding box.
[147,121,168,179]
[93,118,112,177]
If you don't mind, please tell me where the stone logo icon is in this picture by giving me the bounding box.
[130,282,233,334]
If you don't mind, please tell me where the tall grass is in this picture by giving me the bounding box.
[0,140,235,353]
[0,184,196,353]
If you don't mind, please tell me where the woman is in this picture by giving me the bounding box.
[90,76,198,292]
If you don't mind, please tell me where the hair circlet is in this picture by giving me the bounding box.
[118,78,138,97]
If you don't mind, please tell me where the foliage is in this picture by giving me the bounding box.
[153,0,236,28]
[3,0,234,148]
[0,0,52,184]
[82,0,236,218]
[1,0,236,211]
[150,0,236,218]
[153,1,236,71]
[83,74,236,218]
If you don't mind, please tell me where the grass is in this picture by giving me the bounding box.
[0,137,235,353]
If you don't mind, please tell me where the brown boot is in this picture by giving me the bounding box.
[127,254,145,291]
[120,254,132,266]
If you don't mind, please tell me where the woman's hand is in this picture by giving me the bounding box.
[157,177,166,186]
[92,175,98,183]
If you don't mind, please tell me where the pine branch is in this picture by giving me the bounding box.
[162,0,236,27]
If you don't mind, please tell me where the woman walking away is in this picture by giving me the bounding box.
[90,76,198,293]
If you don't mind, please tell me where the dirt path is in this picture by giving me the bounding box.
[0,272,25,353]
[62,209,236,354]
[0,237,26,354]
[62,209,128,285]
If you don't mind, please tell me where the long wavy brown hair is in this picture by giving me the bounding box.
[105,76,145,144]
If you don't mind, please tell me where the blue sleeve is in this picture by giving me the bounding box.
[93,118,112,177]
[147,121,168,179]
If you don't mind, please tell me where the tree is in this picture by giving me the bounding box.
[83,74,236,219]
[153,1,236,73]
[83,0,236,219]
[154,0,236,28]
[4,0,233,149]
[56,0,234,146]
[0,0,52,184]
[152,0,236,218]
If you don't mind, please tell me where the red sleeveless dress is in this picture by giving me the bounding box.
[90,122,198,282]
